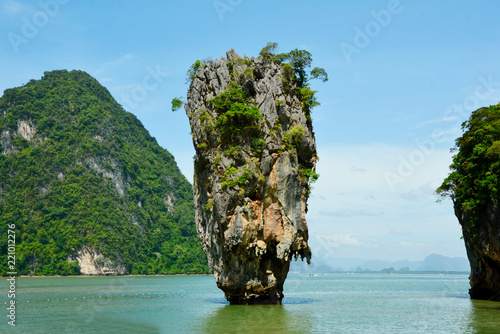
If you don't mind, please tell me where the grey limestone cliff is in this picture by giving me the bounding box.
[456,201,500,300]
[185,49,317,304]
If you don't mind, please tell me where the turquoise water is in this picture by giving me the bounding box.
[2,273,500,333]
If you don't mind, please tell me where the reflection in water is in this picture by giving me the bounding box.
[204,297,318,305]
[467,299,500,333]
[198,304,312,334]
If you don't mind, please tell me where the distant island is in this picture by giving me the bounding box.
[290,253,470,273]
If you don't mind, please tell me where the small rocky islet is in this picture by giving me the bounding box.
[184,47,324,304]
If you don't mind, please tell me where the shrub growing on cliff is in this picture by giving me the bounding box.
[282,125,305,152]
[171,97,183,111]
[186,60,206,84]
[259,43,328,117]
[259,42,279,58]
[299,167,319,185]
[260,43,329,88]
[207,83,252,112]
[207,84,263,144]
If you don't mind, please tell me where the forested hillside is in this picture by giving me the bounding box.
[0,70,208,275]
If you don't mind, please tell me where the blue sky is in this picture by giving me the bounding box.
[2,0,500,262]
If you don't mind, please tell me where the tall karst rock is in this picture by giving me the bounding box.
[438,103,500,301]
[0,70,208,276]
[184,48,324,304]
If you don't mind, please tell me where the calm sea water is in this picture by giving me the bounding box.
[2,273,500,333]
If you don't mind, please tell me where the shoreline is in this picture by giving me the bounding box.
[1,273,214,278]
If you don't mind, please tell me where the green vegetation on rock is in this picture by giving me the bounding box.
[186,60,206,84]
[437,102,500,301]
[207,84,263,144]
[171,97,183,112]
[437,103,500,239]
[179,43,326,204]
[260,42,328,116]
[0,70,208,276]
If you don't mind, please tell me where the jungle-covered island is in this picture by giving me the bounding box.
[0,70,208,276]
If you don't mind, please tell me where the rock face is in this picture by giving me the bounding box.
[69,246,128,275]
[456,201,500,301]
[185,50,317,304]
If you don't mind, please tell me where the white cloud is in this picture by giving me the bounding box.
[316,234,362,248]
[389,227,411,236]
[94,54,135,76]
[350,166,366,173]
[319,209,383,217]
[401,180,442,202]
[413,115,457,129]
[113,83,137,92]
[306,143,464,261]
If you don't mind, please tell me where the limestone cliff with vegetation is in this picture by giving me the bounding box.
[438,103,500,301]
[180,44,327,304]
[0,70,208,276]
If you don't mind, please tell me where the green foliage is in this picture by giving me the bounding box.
[171,97,183,112]
[204,199,213,211]
[0,70,208,276]
[216,103,262,142]
[251,138,266,155]
[221,165,256,189]
[207,83,252,113]
[228,58,253,76]
[260,42,327,115]
[282,125,305,151]
[275,99,285,110]
[297,86,320,115]
[259,42,279,58]
[207,83,263,144]
[278,48,313,88]
[311,67,329,83]
[238,67,255,85]
[198,110,216,135]
[186,60,206,85]
[223,145,241,157]
[280,63,295,95]
[437,103,500,239]
[220,166,238,189]
[299,167,319,185]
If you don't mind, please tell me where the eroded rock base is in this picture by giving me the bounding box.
[468,255,500,301]
[458,201,500,301]
[226,291,284,305]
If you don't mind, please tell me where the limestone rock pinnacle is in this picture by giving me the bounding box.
[185,50,317,304]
